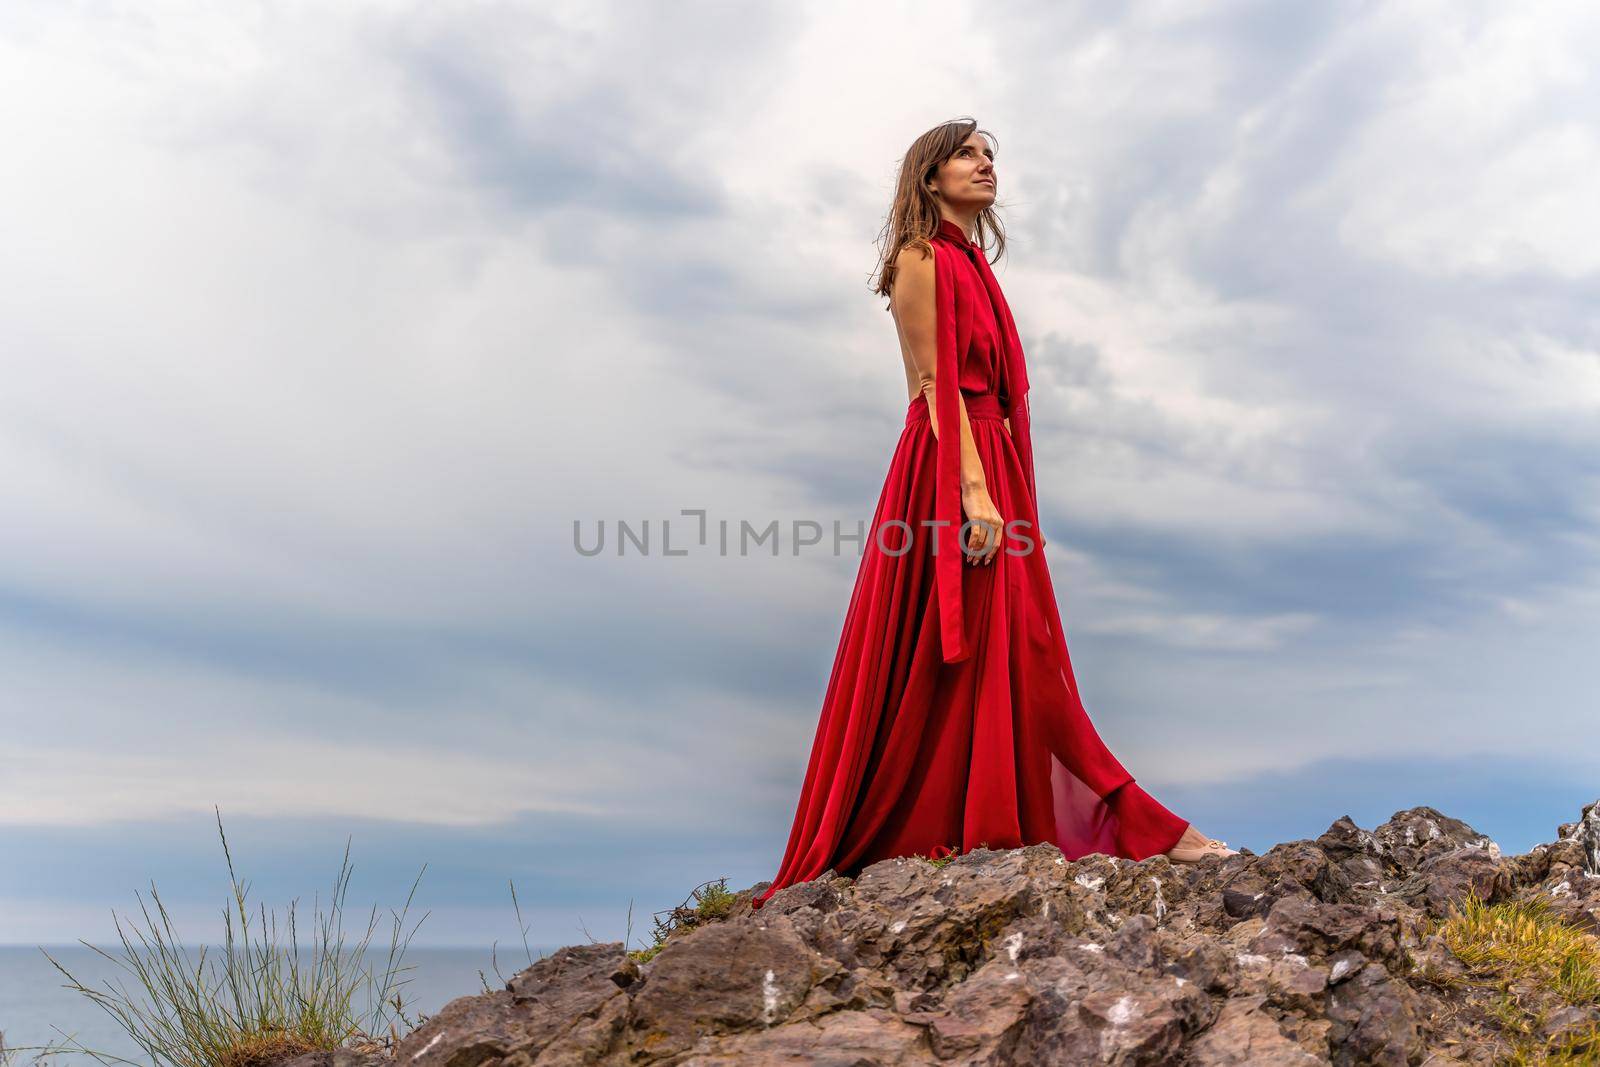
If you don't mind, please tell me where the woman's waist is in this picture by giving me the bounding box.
[905,390,1007,425]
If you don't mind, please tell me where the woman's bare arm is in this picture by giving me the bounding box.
[891,244,1003,561]
[892,246,985,489]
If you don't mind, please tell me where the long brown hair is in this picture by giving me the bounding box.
[871,116,1008,300]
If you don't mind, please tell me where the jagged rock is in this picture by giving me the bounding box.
[1557,798,1600,875]
[277,1052,387,1067]
[1372,808,1485,867]
[1534,867,1600,933]
[326,800,1600,1066]
[1249,895,1405,968]
[1325,962,1425,1066]
[623,916,838,1058]
[1396,846,1513,919]
[1186,994,1327,1065]
[679,1008,929,1064]
[1317,817,1396,896]
[1004,938,1214,1064]
[395,942,637,1067]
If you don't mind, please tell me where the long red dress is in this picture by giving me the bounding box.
[751,218,1189,910]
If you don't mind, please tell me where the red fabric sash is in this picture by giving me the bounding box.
[931,218,1037,664]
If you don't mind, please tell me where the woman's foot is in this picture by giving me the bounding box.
[1165,824,1238,863]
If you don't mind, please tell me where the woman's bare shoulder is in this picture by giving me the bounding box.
[894,239,936,272]
[890,241,935,308]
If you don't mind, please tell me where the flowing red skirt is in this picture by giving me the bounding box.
[752,392,1188,909]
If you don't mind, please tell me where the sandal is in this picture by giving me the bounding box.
[1165,837,1238,863]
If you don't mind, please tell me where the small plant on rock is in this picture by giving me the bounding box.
[627,878,734,964]
[926,843,973,869]
[1437,887,1600,1063]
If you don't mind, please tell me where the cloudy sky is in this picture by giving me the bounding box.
[2,0,1597,950]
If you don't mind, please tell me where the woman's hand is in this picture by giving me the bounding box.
[960,482,1004,564]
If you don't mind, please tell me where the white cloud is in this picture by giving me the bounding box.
[0,3,1596,930]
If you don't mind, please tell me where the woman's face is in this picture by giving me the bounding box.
[928,133,996,210]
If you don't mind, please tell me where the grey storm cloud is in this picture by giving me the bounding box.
[1,1,1596,945]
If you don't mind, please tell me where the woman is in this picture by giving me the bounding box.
[751,119,1234,911]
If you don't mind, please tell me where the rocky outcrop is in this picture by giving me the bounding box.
[377,802,1600,1065]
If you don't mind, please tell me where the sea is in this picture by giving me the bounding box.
[0,945,552,1066]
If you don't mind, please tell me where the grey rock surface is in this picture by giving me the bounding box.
[343,801,1600,1065]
